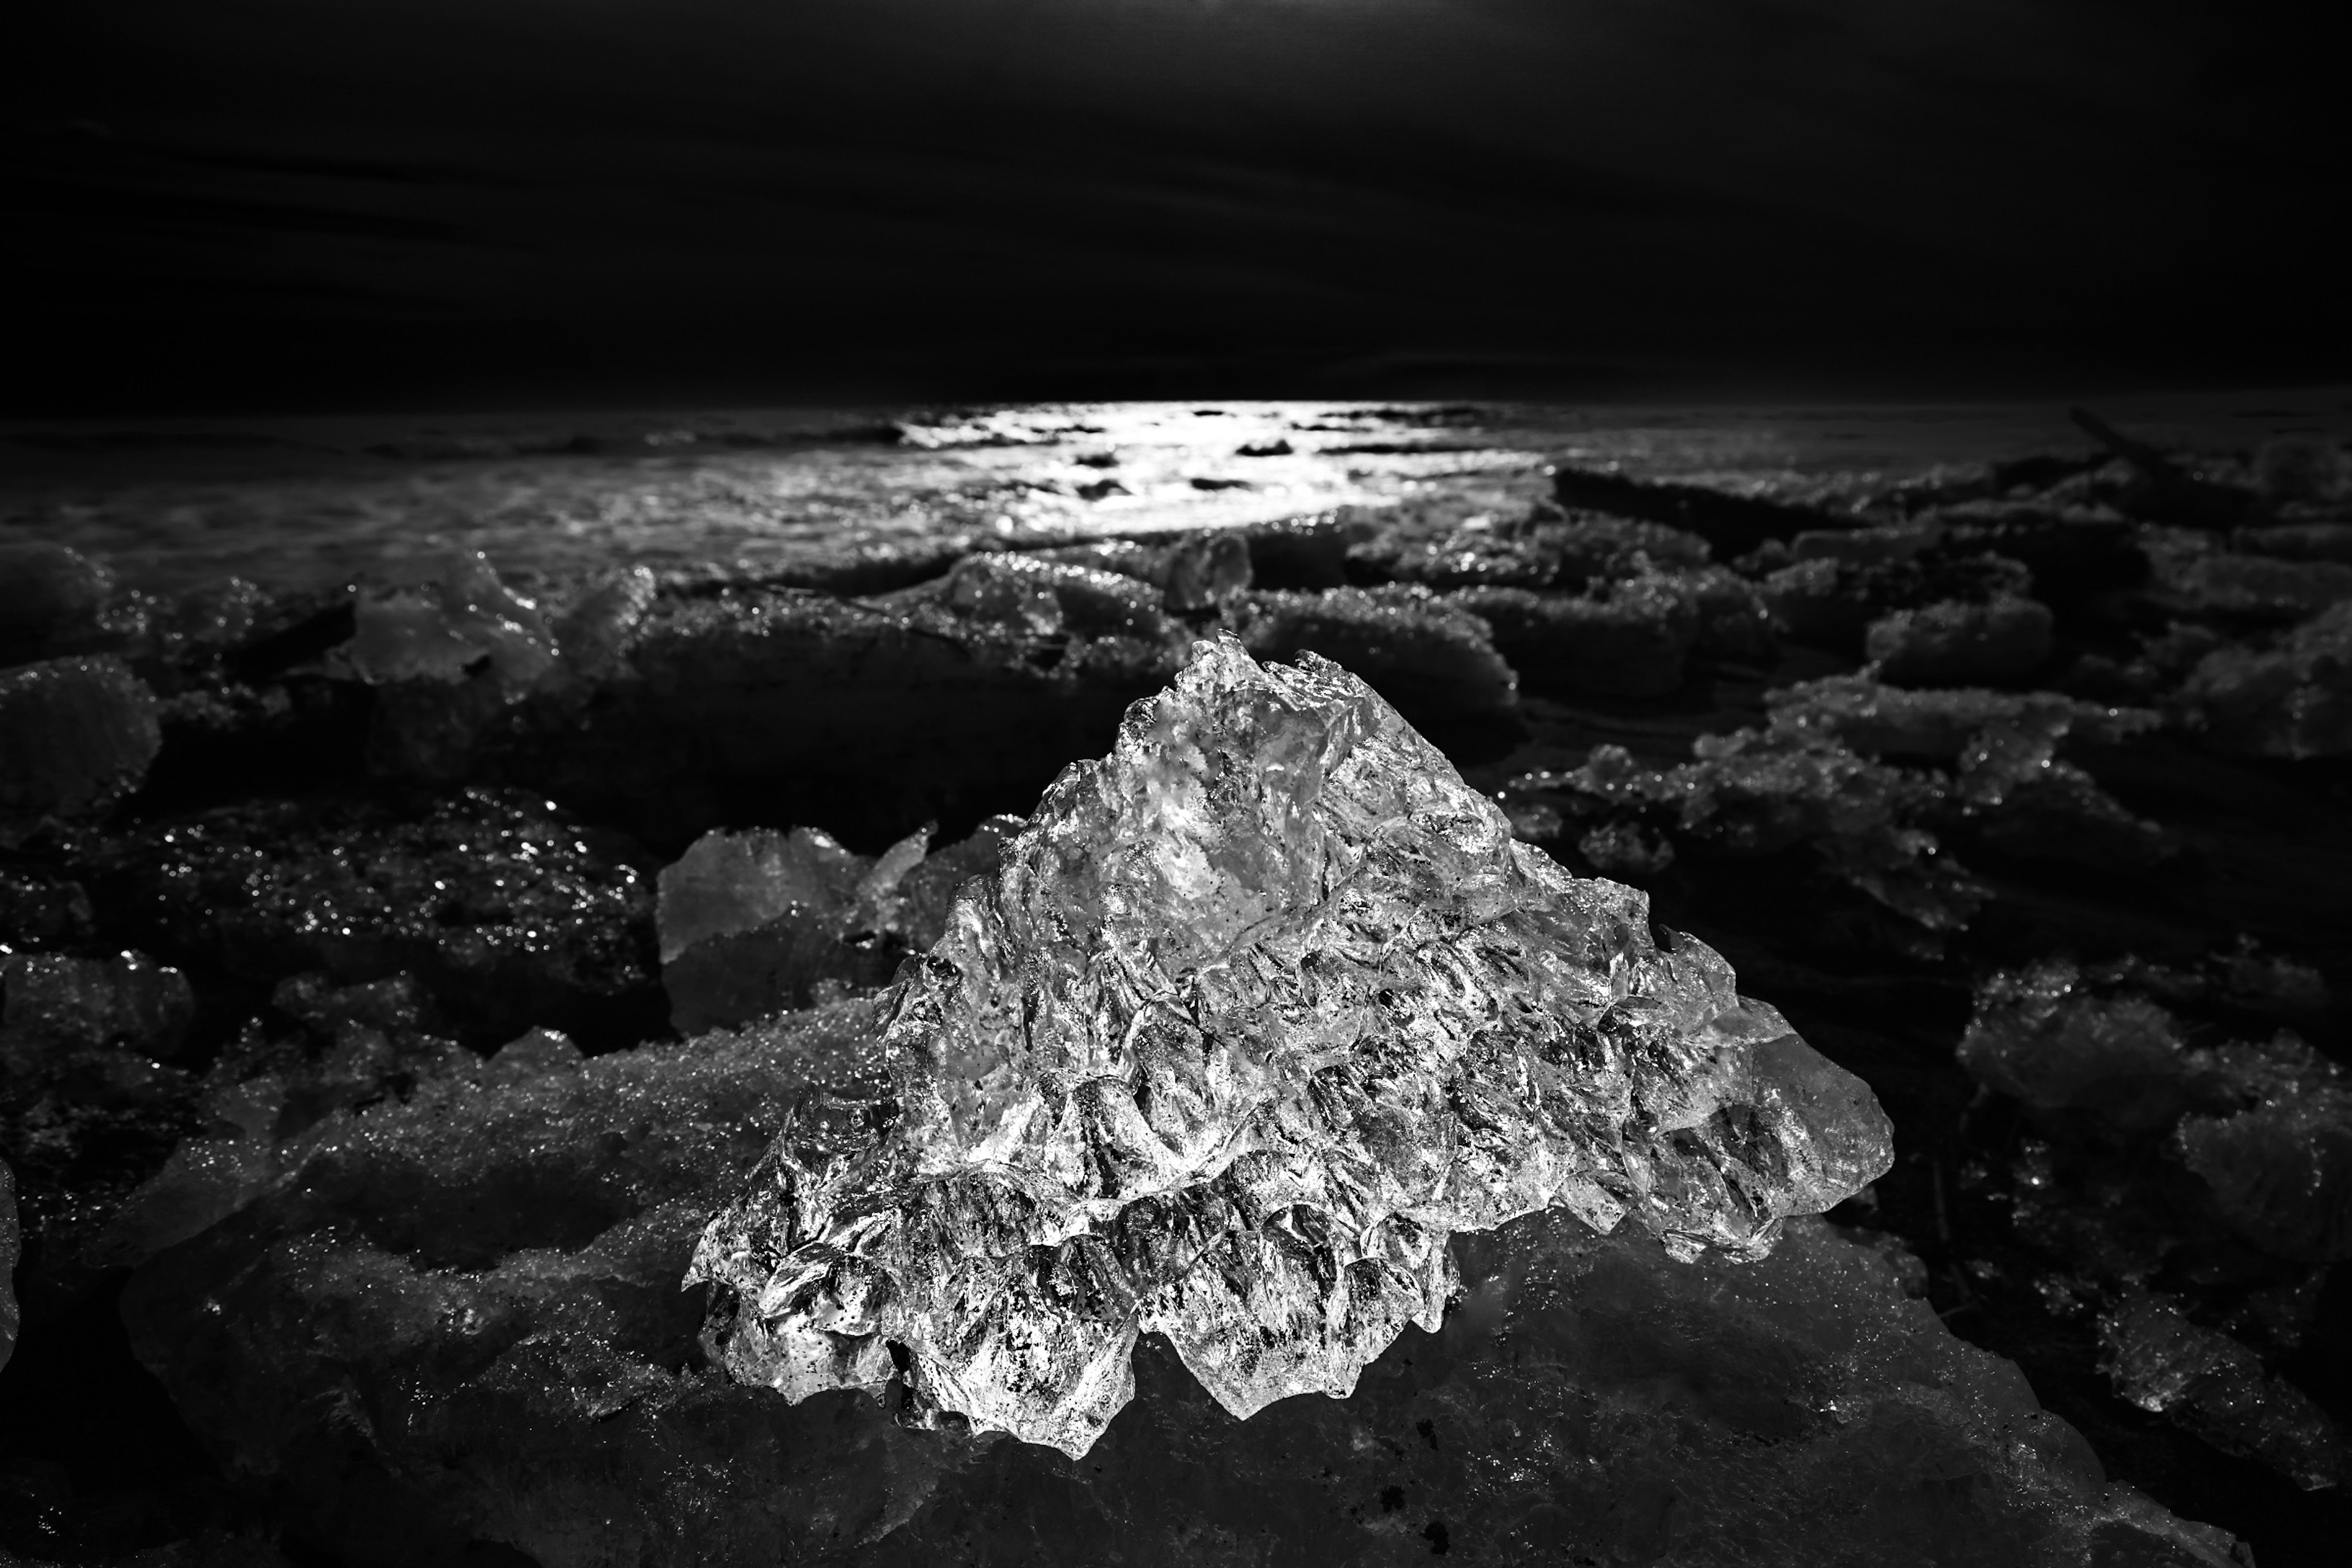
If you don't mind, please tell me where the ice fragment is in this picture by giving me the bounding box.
[2253,435,2350,503]
[0,950,195,1061]
[0,542,129,666]
[2151,548,2352,620]
[1349,505,1708,591]
[1513,677,2165,925]
[0,656,162,843]
[331,549,558,688]
[2235,521,2352,564]
[549,565,658,685]
[1956,959,2195,1130]
[2177,1036,2352,1264]
[481,1025,588,1085]
[1446,573,1699,697]
[1760,551,2033,657]
[654,820,1017,1034]
[1865,594,2055,686]
[657,827,874,965]
[0,948,204,1309]
[505,582,1172,851]
[892,816,1021,951]
[2099,1291,2350,1490]
[1232,586,1518,725]
[1034,535,1253,613]
[655,825,919,1032]
[940,552,1068,636]
[1548,464,1826,557]
[2185,600,2352,757]
[119,1000,963,1566]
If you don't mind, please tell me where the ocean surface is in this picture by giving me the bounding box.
[6,391,2349,594]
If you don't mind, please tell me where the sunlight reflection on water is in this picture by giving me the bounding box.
[6,394,2345,592]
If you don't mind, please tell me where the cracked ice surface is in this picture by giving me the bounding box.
[688,636,1893,1456]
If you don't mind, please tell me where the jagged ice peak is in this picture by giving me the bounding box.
[688,635,1893,1456]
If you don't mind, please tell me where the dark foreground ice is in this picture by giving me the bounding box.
[5,398,2352,1565]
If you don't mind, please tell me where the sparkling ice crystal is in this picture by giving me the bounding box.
[689,637,1893,1457]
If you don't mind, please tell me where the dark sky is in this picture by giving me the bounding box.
[10,0,2346,413]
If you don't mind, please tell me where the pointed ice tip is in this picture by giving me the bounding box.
[1183,629,1256,679]
[693,632,1894,1454]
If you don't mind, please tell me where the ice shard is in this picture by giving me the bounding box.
[657,824,918,1031]
[690,636,1893,1457]
[655,820,1030,1033]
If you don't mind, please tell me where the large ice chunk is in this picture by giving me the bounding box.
[690,637,1893,1457]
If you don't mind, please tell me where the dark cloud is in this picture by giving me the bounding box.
[7,0,2343,411]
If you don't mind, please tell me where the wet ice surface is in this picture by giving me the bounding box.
[6,394,2352,1565]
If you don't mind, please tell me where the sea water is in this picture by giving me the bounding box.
[5,393,2346,593]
